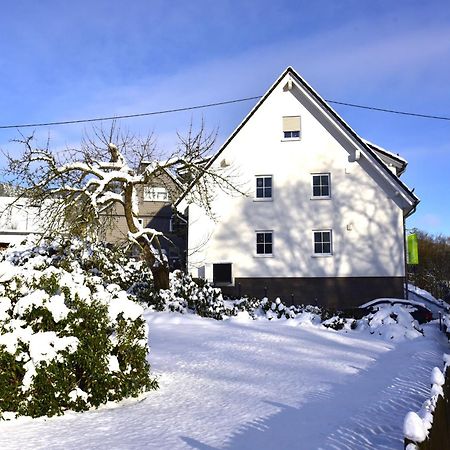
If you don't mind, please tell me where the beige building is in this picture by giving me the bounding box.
[102,166,187,269]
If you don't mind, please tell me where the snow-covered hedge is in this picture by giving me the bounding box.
[149,272,323,321]
[149,273,425,343]
[0,239,157,419]
[403,354,449,449]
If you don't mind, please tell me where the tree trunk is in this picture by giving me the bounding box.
[140,238,170,291]
[151,263,170,291]
[123,183,170,291]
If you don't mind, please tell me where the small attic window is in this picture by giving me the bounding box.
[283,116,301,139]
[144,187,169,202]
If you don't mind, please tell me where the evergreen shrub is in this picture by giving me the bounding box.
[0,238,157,419]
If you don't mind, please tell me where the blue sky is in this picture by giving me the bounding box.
[0,1,449,235]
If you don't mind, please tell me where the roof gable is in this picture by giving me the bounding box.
[177,66,419,215]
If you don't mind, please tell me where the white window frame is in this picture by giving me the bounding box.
[312,229,333,256]
[255,230,273,257]
[282,115,301,141]
[143,186,169,202]
[254,175,273,201]
[311,173,331,199]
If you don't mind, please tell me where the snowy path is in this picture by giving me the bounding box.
[0,312,447,450]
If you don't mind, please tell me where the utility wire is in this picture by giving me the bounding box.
[326,100,450,121]
[0,95,449,130]
[0,96,261,129]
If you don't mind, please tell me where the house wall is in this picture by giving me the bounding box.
[0,197,43,246]
[187,74,408,304]
[103,171,181,243]
[102,171,187,268]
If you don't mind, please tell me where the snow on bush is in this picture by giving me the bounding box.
[0,238,157,419]
[358,304,423,341]
[148,272,324,323]
[403,355,449,447]
[5,236,153,294]
[148,272,425,342]
[148,271,230,319]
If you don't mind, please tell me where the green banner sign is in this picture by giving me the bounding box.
[407,233,419,265]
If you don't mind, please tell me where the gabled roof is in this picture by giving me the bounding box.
[176,66,419,216]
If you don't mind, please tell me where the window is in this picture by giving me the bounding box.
[256,231,273,255]
[312,173,330,198]
[144,187,169,202]
[282,116,301,139]
[313,230,332,255]
[213,263,232,284]
[255,176,272,199]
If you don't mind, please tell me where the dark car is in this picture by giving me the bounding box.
[359,299,433,324]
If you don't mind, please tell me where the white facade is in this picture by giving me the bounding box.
[0,197,42,246]
[183,68,418,290]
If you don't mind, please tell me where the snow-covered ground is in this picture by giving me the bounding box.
[0,311,448,450]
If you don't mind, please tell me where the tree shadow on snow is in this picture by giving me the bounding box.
[180,436,220,450]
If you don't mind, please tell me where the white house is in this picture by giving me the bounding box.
[177,67,419,308]
[0,197,42,249]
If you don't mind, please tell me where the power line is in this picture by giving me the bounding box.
[0,95,449,130]
[326,100,450,121]
[0,97,261,130]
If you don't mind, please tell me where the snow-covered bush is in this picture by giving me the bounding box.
[151,279,325,323]
[5,237,153,294]
[359,304,423,340]
[0,239,157,419]
[322,316,357,331]
[148,271,234,319]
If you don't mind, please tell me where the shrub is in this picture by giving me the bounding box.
[0,239,157,419]
[148,271,234,319]
[6,237,153,298]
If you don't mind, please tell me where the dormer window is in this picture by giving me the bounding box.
[144,187,169,202]
[283,116,301,139]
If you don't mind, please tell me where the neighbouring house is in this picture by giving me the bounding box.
[0,184,43,249]
[0,197,42,249]
[102,164,188,269]
[0,170,188,269]
[176,66,419,308]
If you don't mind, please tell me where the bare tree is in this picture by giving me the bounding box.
[3,122,241,290]
[408,229,450,299]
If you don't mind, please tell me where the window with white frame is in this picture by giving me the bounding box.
[313,230,332,255]
[256,231,273,255]
[312,173,330,198]
[282,116,301,139]
[143,186,169,202]
[255,175,272,199]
